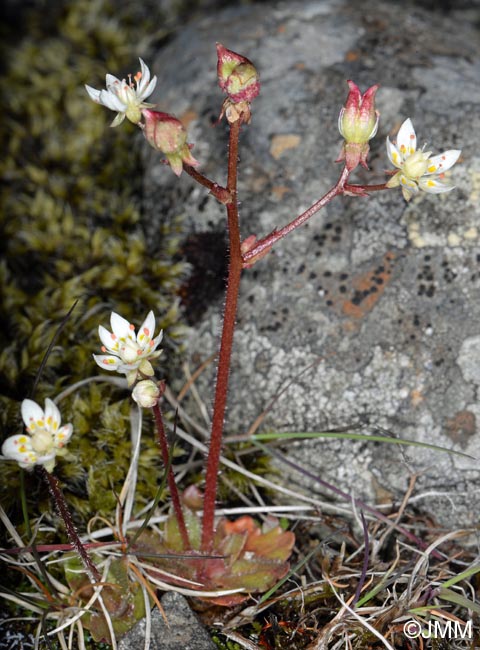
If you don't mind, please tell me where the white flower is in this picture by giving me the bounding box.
[93,311,163,386]
[386,118,461,201]
[1,399,73,472]
[85,58,157,127]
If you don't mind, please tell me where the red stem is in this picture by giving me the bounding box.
[345,181,389,194]
[152,402,191,550]
[243,166,350,264]
[201,119,243,552]
[42,469,101,582]
[183,165,233,204]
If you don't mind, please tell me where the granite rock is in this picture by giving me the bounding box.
[144,0,480,527]
[118,591,216,650]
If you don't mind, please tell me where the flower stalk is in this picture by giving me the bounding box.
[201,118,243,552]
[42,468,101,582]
[152,401,191,550]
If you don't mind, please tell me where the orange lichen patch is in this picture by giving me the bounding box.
[410,388,424,406]
[179,109,198,128]
[345,50,360,62]
[445,410,476,447]
[340,252,395,318]
[270,134,301,160]
[271,185,291,200]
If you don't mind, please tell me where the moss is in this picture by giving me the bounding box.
[0,0,187,534]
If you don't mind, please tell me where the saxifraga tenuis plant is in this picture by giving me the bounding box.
[0,41,463,647]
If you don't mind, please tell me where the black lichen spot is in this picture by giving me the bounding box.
[351,290,364,306]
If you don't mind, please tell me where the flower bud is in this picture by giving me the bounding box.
[337,80,379,171]
[241,234,272,269]
[142,109,199,176]
[216,43,260,104]
[132,379,161,408]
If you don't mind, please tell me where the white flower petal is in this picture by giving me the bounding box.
[44,398,61,433]
[110,312,133,339]
[386,137,402,168]
[337,107,346,138]
[399,174,419,192]
[98,324,117,352]
[138,58,150,89]
[99,90,126,112]
[141,76,157,101]
[85,85,102,102]
[418,177,455,194]
[396,118,416,156]
[105,73,122,88]
[21,399,45,432]
[152,331,164,351]
[137,311,155,346]
[38,455,56,472]
[425,150,461,175]
[54,424,73,448]
[93,353,122,371]
[2,434,37,466]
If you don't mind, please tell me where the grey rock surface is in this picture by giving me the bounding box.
[145,0,480,527]
[118,591,216,650]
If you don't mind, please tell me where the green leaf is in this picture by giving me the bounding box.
[252,431,474,458]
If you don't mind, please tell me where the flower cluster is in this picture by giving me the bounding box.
[386,118,461,201]
[2,399,73,472]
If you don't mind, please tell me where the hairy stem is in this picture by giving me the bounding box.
[242,166,351,264]
[152,402,191,550]
[183,165,233,204]
[42,468,101,582]
[201,119,243,552]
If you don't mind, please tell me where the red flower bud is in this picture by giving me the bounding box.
[337,80,379,171]
[216,43,260,104]
[142,109,199,176]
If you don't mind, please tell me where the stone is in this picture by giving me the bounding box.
[118,591,216,650]
[144,0,480,527]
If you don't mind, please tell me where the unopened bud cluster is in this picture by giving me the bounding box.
[216,43,260,124]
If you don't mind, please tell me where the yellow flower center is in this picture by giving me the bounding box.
[403,150,429,180]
